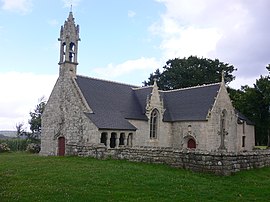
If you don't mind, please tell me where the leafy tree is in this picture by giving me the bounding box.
[229,67,270,145]
[15,122,25,138]
[28,97,46,140]
[143,56,236,90]
[253,76,270,145]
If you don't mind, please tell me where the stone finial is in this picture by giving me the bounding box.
[145,77,165,117]
[153,78,158,87]
[221,70,225,84]
[68,11,74,22]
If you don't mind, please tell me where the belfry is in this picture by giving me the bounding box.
[58,11,80,77]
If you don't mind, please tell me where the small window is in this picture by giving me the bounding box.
[188,125,192,133]
[150,109,159,139]
[242,136,246,147]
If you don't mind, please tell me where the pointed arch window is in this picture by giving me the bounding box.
[150,109,159,139]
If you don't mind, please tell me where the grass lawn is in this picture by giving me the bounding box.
[1,153,270,201]
[254,146,268,150]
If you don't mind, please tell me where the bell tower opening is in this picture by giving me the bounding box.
[69,42,75,62]
[58,11,80,77]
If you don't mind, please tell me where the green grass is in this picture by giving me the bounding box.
[254,146,268,149]
[1,153,270,201]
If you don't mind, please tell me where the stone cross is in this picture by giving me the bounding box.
[218,111,228,150]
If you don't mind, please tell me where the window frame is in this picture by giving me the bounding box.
[150,109,159,139]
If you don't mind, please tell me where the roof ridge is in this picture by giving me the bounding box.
[77,74,139,88]
[132,85,153,90]
[160,82,220,93]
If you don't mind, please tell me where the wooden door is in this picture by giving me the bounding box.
[187,139,196,149]
[58,137,65,156]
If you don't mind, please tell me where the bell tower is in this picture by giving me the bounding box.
[58,11,80,78]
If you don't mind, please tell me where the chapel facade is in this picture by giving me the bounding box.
[40,12,255,156]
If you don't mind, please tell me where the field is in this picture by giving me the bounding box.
[1,153,270,201]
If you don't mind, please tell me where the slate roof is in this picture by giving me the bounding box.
[236,110,255,125]
[75,75,221,130]
[162,84,220,121]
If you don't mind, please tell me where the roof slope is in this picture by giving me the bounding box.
[75,75,220,130]
[236,110,255,125]
[75,76,147,130]
[162,84,220,121]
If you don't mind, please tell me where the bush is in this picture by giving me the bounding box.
[0,143,11,152]
[26,143,41,153]
[0,139,29,151]
[0,139,40,152]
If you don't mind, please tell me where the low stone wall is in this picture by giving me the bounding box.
[67,144,270,175]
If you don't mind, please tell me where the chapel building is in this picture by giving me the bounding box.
[40,12,255,156]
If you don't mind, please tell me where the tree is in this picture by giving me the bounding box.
[28,97,46,140]
[229,67,270,145]
[143,56,236,90]
[15,122,25,138]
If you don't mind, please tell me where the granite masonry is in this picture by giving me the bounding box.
[67,144,270,176]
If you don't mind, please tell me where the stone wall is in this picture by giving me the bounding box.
[237,122,255,151]
[68,144,270,175]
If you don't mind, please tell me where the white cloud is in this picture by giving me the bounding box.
[0,72,57,130]
[229,76,257,89]
[152,0,270,87]
[92,57,161,85]
[152,0,251,59]
[150,15,221,59]
[1,0,32,14]
[128,10,136,18]
[62,0,81,8]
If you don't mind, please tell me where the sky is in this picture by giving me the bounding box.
[0,0,270,131]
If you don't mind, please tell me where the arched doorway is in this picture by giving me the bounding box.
[187,138,196,149]
[58,137,65,156]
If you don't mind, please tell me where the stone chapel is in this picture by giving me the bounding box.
[40,12,255,156]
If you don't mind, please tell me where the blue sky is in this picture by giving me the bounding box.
[0,0,270,131]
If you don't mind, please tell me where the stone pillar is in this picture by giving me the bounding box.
[115,133,119,148]
[123,134,127,146]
